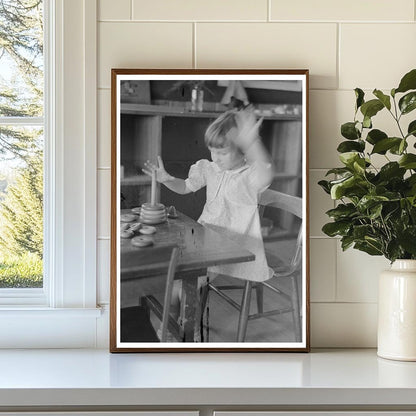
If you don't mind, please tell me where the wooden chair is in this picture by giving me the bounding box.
[126,246,181,342]
[202,189,302,342]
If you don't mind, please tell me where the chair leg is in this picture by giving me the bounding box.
[255,283,264,314]
[237,281,253,342]
[290,274,302,342]
[160,247,180,342]
[200,283,210,342]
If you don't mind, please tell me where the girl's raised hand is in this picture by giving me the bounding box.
[234,108,264,150]
[142,156,172,183]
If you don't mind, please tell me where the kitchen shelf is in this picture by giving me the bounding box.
[121,102,302,121]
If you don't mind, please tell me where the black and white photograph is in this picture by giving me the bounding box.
[110,69,309,352]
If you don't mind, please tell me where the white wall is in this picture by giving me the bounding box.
[96,0,416,348]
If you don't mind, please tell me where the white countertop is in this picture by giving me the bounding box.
[0,348,416,407]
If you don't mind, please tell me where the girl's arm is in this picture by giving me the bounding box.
[235,110,274,188]
[243,138,274,187]
[162,177,190,195]
[143,156,192,195]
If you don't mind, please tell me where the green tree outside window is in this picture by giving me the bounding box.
[0,0,44,288]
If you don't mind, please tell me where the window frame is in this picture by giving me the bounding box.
[0,0,100,348]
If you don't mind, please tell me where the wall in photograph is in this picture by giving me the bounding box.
[96,0,416,348]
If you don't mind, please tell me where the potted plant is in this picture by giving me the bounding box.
[319,68,416,361]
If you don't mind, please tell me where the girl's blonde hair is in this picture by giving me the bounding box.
[204,110,238,149]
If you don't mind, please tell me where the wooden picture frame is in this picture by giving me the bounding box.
[110,69,310,352]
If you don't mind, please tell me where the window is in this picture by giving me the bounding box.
[0,0,45,292]
[0,0,100,347]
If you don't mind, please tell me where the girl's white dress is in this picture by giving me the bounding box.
[185,159,273,282]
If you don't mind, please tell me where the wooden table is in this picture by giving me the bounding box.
[120,210,255,342]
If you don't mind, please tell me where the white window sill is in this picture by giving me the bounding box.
[0,306,102,316]
[0,307,103,348]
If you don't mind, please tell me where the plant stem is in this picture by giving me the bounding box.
[390,97,406,139]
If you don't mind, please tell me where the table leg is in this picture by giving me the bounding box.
[180,277,198,342]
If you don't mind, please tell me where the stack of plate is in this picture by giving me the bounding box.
[139,202,167,225]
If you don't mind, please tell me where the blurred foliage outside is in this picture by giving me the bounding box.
[0,0,44,288]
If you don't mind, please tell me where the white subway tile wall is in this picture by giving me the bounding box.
[132,0,268,21]
[311,303,378,347]
[98,22,193,88]
[98,168,111,239]
[340,24,416,90]
[98,89,111,168]
[310,239,336,302]
[270,0,414,22]
[97,240,110,305]
[336,246,389,303]
[309,170,334,237]
[99,0,131,21]
[196,23,338,89]
[97,0,416,347]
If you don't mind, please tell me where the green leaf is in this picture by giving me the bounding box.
[371,137,402,154]
[363,116,372,129]
[399,92,416,115]
[405,175,416,196]
[341,122,361,140]
[389,139,408,155]
[395,69,416,94]
[355,88,365,110]
[378,162,406,181]
[341,235,355,251]
[354,241,383,256]
[325,167,352,176]
[386,240,403,263]
[369,203,383,220]
[353,158,366,174]
[399,139,407,154]
[339,152,360,166]
[373,89,391,110]
[366,129,387,145]
[330,176,357,199]
[337,140,365,153]
[353,224,373,240]
[360,99,384,119]
[407,120,416,138]
[357,195,389,211]
[399,154,416,169]
[398,227,416,255]
[322,221,351,237]
[326,203,357,220]
[318,180,331,194]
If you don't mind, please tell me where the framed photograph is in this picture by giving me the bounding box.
[110,69,310,352]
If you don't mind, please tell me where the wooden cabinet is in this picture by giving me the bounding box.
[120,103,303,239]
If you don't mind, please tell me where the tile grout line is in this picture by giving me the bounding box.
[333,229,339,302]
[267,0,271,22]
[311,301,378,305]
[336,22,340,90]
[193,22,197,69]
[98,19,415,24]
[130,0,133,20]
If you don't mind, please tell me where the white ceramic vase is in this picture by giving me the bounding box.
[378,259,416,361]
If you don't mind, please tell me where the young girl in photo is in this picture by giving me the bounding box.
[143,108,274,340]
